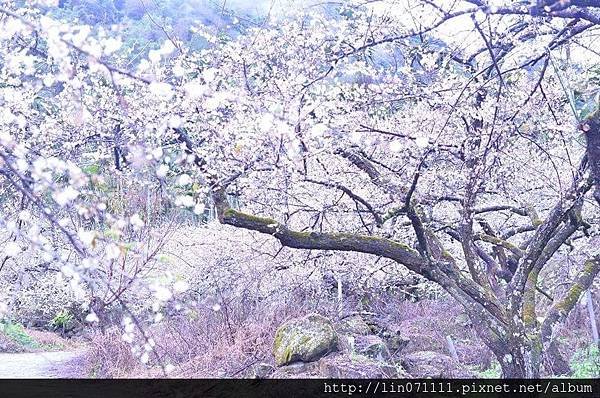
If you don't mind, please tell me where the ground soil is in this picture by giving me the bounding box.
[0,350,87,378]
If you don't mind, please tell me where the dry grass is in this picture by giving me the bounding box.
[26,329,81,351]
[84,298,311,378]
[394,299,491,367]
[82,288,599,378]
[85,328,142,378]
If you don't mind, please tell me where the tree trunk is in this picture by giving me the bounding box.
[583,109,600,207]
[497,338,541,378]
[544,340,571,376]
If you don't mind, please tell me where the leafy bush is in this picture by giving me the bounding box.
[12,275,83,329]
[50,310,74,334]
[0,321,38,349]
[570,344,600,378]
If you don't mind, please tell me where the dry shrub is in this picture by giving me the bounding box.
[11,274,81,329]
[26,329,78,351]
[155,299,309,378]
[171,319,272,378]
[82,293,309,378]
[393,299,491,367]
[86,328,140,378]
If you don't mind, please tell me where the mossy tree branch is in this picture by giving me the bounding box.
[541,256,600,345]
[213,188,426,271]
[509,158,591,311]
[475,233,525,258]
[583,108,600,206]
[212,185,506,324]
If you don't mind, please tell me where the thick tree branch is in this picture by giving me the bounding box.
[212,185,506,323]
[510,156,591,303]
[541,256,600,345]
[583,109,600,207]
[334,147,405,199]
[213,188,425,271]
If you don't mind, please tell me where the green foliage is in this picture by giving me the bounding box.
[570,344,600,378]
[82,163,101,175]
[577,92,600,121]
[0,321,38,349]
[50,309,74,332]
[51,0,245,58]
[53,0,122,25]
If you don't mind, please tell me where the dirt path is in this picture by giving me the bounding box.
[0,350,87,378]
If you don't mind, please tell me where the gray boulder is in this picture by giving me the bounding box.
[401,351,475,378]
[319,353,404,378]
[336,315,373,336]
[273,314,338,366]
[252,362,275,379]
[354,335,392,362]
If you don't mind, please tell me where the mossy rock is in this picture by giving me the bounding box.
[354,335,392,362]
[270,362,321,378]
[273,314,338,366]
[366,319,410,354]
[401,351,475,378]
[318,353,400,378]
[336,315,373,336]
[252,362,275,379]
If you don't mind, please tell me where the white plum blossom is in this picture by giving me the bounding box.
[3,242,21,257]
[193,203,205,215]
[154,286,172,302]
[18,210,31,222]
[130,213,145,230]
[176,174,192,186]
[172,63,185,77]
[202,68,217,83]
[78,230,96,247]
[175,195,195,208]
[173,280,189,293]
[140,352,150,364]
[85,312,100,323]
[151,147,164,160]
[415,135,429,148]
[53,186,79,207]
[0,131,14,146]
[168,115,183,129]
[156,164,169,178]
[183,81,206,99]
[259,113,275,131]
[389,140,403,152]
[148,49,162,64]
[0,302,7,317]
[159,40,176,55]
[102,37,122,55]
[308,123,328,138]
[105,243,121,260]
[148,82,173,101]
